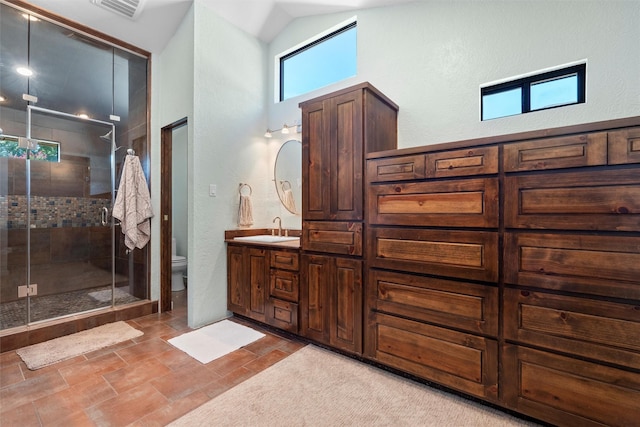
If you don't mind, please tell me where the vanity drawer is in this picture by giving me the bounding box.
[367,154,426,182]
[504,233,640,299]
[269,269,299,302]
[265,298,298,333]
[504,288,640,369]
[270,250,299,271]
[302,221,362,256]
[368,227,499,283]
[367,178,498,228]
[608,126,640,165]
[504,132,607,172]
[369,269,498,336]
[370,312,498,401]
[504,168,640,231]
[502,344,640,427]
[426,146,498,178]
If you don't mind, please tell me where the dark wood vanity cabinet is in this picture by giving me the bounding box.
[227,244,300,332]
[365,119,640,426]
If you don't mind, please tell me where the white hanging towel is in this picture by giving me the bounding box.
[282,188,297,214]
[238,194,254,227]
[112,154,153,250]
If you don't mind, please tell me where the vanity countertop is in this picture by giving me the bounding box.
[224,228,301,249]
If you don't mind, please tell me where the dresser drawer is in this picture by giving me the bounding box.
[270,250,299,271]
[368,228,499,282]
[426,146,498,178]
[367,178,498,227]
[504,168,640,231]
[367,155,426,182]
[265,298,298,333]
[502,344,640,427]
[302,221,362,256]
[608,126,640,165]
[269,269,299,302]
[504,288,640,369]
[504,132,607,172]
[370,312,498,401]
[504,233,640,299]
[369,269,498,336]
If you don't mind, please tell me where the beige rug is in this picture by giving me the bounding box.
[170,345,539,426]
[168,319,265,364]
[16,321,143,370]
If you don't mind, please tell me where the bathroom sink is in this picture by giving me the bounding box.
[233,235,300,243]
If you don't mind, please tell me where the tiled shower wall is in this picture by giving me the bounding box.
[1,195,110,229]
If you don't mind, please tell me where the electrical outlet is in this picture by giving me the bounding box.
[209,184,217,197]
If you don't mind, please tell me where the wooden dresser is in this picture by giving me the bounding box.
[365,118,640,426]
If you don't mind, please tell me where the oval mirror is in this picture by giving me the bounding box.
[274,139,302,215]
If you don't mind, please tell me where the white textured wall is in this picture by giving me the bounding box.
[188,0,269,327]
[269,0,640,148]
[150,4,194,304]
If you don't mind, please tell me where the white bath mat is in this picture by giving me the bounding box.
[168,319,265,364]
[16,321,143,370]
[88,287,131,302]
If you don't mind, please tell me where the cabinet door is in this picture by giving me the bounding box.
[227,245,247,315]
[330,257,362,354]
[247,248,268,321]
[330,91,364,220]
[300,254,331,343]
[302,99,330,220]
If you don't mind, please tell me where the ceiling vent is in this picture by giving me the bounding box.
[90,0,147,20]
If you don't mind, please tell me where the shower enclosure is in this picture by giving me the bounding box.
[0,106,146,330]
[0,1,152,333]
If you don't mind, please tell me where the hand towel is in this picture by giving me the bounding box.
[238,194,254,227]
[282,188,297,214]
[112,154,153,250]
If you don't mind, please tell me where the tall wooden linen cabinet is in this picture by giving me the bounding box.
[299,82,398,354]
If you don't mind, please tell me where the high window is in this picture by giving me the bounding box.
[278,19,357,102]
[481,63,586,121]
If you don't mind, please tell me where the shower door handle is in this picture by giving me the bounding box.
[101,207,109,226]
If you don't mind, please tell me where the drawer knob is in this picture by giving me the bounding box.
[394,186,402,193]
[617,206,629,214]
[521,290,530,297]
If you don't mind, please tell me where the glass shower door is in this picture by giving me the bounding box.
[24,106,123,323]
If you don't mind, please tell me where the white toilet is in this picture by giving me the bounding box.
[171,238,187,292]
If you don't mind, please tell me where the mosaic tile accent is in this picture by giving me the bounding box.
[0,195,111,229]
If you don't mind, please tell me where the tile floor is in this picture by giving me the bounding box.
[0,291,305,426]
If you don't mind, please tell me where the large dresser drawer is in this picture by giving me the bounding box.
[367,178,498,228]
[608,126,640,165]
[302,221,362,256]
[502,344,640,427]
[504,233,640,299]
[504,288,640,369]
[368,228,499,282]
[367,154,426,182]
[369,269,498,336]
[504,169,640,231]
[370,313,498,400]
[425,146,498,178]
[504,132,607,172]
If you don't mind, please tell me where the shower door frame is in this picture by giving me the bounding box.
[24,105,117,324]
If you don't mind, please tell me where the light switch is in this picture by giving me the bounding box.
[209,184,217,197]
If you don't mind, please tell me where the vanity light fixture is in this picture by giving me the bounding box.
[0,95,6,102]
[264,122,298,138]
[77,113,90,119]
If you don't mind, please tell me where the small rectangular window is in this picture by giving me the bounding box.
[481,63,585,121]
[279,20,357,102]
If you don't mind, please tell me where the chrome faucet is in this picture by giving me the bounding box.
[273,216,282,236]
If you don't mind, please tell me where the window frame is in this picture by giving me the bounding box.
[481,63,586,121]
[277,18,357,102]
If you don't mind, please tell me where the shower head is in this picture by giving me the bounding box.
[99,130,113,141]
